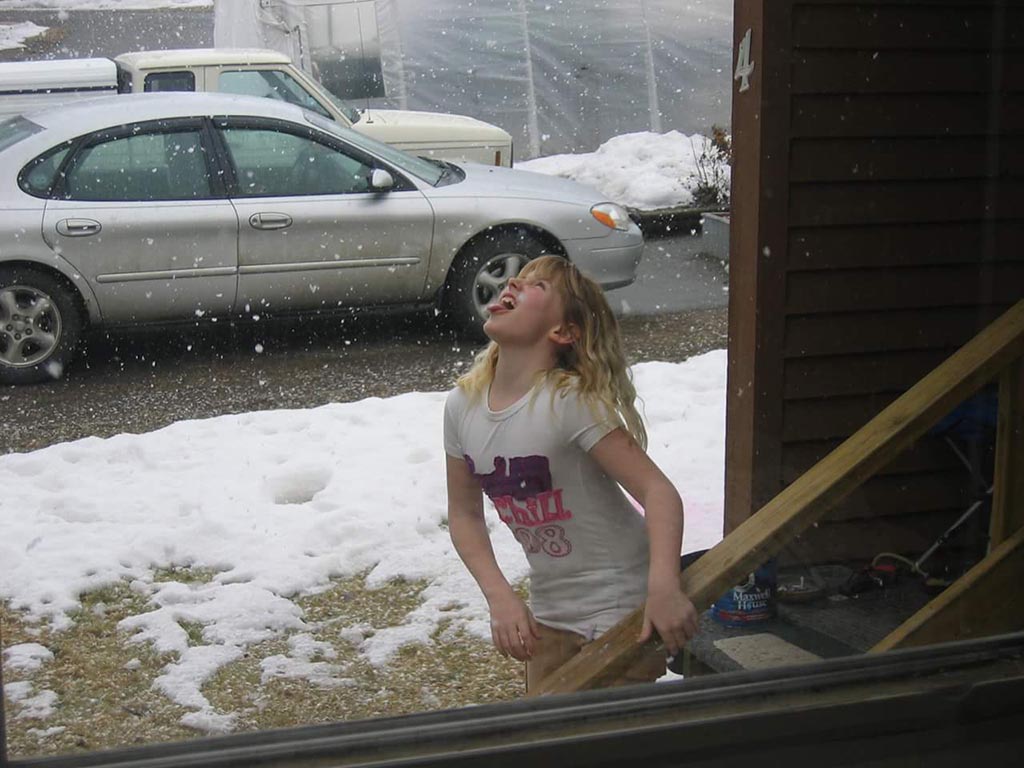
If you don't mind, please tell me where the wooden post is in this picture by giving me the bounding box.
[724,0,792,537]
[535,301,1024,694]
[990,357,1024,548]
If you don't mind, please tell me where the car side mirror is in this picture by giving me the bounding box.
[370,168,394,191]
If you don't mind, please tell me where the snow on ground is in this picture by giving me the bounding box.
[3,643,54,672]
[3,680,59,721]
[0,20,48,49]
[1,351,726,729]
[0,0,207,52]
[519,131,729,211]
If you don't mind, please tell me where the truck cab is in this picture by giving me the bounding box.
[113,49,513,167]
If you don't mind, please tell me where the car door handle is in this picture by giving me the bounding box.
[249,213,293,230]
[55,218,102,237]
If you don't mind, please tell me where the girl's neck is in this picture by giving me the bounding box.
[489,343,557,410]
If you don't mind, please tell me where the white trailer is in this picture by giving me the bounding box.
[0,58,119,118]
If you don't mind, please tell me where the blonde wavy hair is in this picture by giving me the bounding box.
[456,255,647,449]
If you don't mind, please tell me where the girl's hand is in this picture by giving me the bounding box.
[487,590,541,661]
[639,585,699,657]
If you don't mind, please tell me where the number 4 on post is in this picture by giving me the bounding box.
[735,28,755,92]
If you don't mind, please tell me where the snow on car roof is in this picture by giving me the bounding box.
[114,48,293,69]
[22,91,308,135]
[0,58,117,91]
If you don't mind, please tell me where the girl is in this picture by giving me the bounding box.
[443,256,697,692]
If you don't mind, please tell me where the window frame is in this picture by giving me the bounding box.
[142,70,197,93]
[44,117,228,203]
[208,115,418,199]
[17,139,80,199]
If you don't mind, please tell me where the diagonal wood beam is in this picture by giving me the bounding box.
[871,526,1024,652]
[535,300,1024,695]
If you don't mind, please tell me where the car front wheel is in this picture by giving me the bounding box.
[444,231,554,338]
[0,267,82,385]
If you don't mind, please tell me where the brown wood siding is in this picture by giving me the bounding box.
[784,510,975,564]
[786,266,1024,313]
[784,305,1017,356]
[724,0,1024,563]
[790,93,1024,137]
[782,438,968,482]
[793,4,1023,51]
[788,224,1024,270]
[791,138,1024,182]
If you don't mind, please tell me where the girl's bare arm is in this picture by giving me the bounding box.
[446,454,540,660]
[589,429,698,656]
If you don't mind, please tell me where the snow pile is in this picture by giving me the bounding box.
[519,131,730,210]
[3,681,59,721]
[0,21,48,50]
[3,643,54,672]
[1,352,726,730]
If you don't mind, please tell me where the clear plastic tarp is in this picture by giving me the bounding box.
[214,0,732,160]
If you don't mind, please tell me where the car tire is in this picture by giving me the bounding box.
[0,266,82,385]
[444,230,556,339]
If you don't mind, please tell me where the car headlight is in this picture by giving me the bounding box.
[590,203,631,231]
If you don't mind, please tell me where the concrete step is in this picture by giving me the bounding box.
[680,567,934,676]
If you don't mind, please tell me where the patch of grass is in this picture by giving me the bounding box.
[303,573,424,625]
[202,573,523,730]
[179,621,206,647]
[1,600,44,648]
[76,579,147,613]
[3,584,193,760]
[152,566,220,585]
[5,572,525,759]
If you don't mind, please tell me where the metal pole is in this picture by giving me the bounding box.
[516,0,541,158]
[639,0,662,133]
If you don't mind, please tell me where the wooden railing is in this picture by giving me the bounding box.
[535,299,1024,695]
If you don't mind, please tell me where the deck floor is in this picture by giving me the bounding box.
[682,565,935,675]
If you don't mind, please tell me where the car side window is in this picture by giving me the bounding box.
[62,129,212,202]
[20,143,73,198]
[143,71,196,92]
[218,70,332,120]
[220,127,375,197]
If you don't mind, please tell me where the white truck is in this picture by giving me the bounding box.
[0,49,513,167]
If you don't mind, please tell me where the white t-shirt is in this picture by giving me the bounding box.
[444,380,650,639]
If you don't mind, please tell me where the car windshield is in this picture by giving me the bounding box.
[0,115,42,154]
[305,111,446,186]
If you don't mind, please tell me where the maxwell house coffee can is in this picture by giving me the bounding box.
[711,560,777,626]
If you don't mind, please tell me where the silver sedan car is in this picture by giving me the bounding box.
[0,93,643,385]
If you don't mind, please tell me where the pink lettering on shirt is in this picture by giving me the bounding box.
[468,454,574,558]
[493,489,572,527]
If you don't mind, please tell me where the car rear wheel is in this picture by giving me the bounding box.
[0,266,82,385]
[444,230,555,338]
